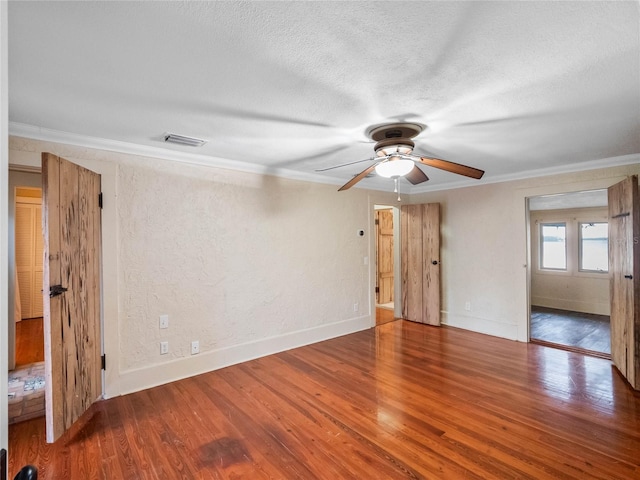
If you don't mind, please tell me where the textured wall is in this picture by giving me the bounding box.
[116,158,371,372]
[8,136,375,395]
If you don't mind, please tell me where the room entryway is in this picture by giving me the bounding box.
[528,190,610,359]
[375,205,397,325]
[9,181,46,425]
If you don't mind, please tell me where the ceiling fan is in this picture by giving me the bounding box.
[317,122,485,192]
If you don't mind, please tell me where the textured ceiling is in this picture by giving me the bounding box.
[7,1,640,192]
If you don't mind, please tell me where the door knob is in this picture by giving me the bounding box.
[432,260,439,265]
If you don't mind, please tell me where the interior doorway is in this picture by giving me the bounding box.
[8,170,46,425]
[374,205,401,325]
[527,189,611,358]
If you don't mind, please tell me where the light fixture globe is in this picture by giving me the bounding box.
[375,158,415,178]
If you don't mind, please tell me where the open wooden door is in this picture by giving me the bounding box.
[401,203,440,325]
[376,209,394,305]
[608,176,640,390]
[42,153,103,442]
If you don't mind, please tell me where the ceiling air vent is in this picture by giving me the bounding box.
[164,133,207,147]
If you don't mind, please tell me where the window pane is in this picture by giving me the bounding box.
[580,222,608,272]
[541,223,566,269]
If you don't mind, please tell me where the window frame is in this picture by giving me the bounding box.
[578,221,609,273]
[539,222,568,271]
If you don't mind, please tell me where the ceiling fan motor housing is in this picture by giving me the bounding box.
[374,138,415,157]
[368,122,423,157]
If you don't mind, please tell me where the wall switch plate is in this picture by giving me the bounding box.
[159,314,169,329]
[191,340,200,355]
[353,302,359,312]
[465,302,471,311]
[160,341,169,355]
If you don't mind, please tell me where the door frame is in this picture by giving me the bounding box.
[373,204,402,320]
[526,192,611,355]
[521,177,632,344]
[7,166,44,371]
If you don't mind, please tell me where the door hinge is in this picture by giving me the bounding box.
[375,286,380,293]
[98,192,103,209]
[375,219,379,225]
[101,354,106,370]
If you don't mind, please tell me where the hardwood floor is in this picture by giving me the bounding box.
[531,306,611,357]
[14,317,44,367]
[9,320,640,479]
[375,306,395,325]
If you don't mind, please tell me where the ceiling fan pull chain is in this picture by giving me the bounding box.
[395,177,401,202]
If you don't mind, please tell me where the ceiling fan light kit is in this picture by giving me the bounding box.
[375,158,415,178]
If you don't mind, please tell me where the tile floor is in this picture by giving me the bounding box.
[8,362,46,424]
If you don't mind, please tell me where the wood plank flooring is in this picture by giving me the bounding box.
[531,306,611,356]
[375,306,395,325]
[14,317,44,367]
[9,320,640,479]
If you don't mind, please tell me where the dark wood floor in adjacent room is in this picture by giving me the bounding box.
[9,320,640,479]
[531,306,611,356]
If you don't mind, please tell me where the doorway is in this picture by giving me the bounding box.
[374,205,401,325]
[8,171,46,425]
[528,190,611,358]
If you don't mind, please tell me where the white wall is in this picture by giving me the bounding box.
[8,136,394,397]
[530,207,610,315]
[411,163,640,342]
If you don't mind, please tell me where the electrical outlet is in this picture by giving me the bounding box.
[353,302,359,312]
[191,340,200,355]
[160,341,169,355]
[465,301,471,311]
[159,314,169,329]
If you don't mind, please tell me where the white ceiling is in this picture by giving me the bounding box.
[7,1,640,192]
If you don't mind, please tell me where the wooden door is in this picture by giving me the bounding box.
[43,153,103,442]
[15,196,44,319]
[376,209,394,305]
[608,176,640,390]
[401,203,440,325]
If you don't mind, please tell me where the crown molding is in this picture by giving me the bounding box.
[409,153,640,194]
[9,122,638,196]
[8,122,379,189]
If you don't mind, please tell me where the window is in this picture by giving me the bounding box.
[580,222,608,272]
[540,223,566,270]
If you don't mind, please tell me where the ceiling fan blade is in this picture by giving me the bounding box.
[405,165,429,185]
[419,157,484,179]
[315,157,375,172]
[338,162,378,191]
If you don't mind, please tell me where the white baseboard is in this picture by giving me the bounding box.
[531,297,610,316]
[441,311,520,341]
[116,315,371,396]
